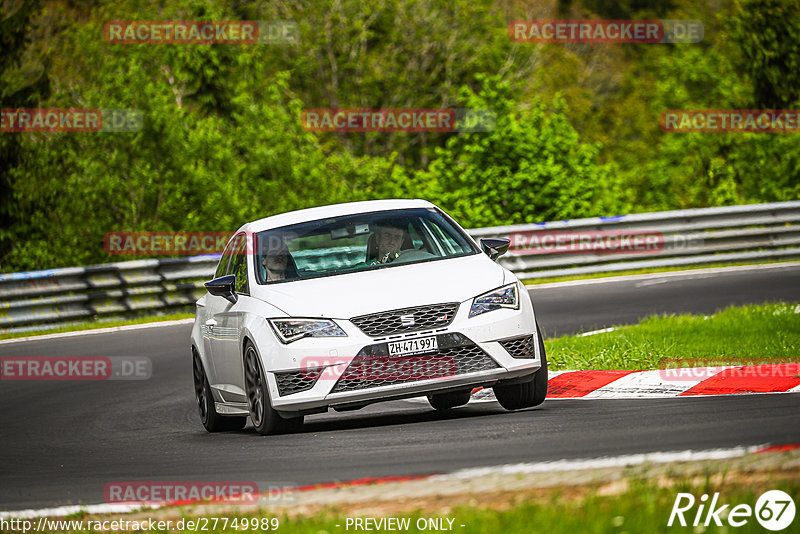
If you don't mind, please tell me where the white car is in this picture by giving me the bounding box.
[191,199,547,435]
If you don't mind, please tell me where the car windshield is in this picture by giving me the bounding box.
[254,208,479,284]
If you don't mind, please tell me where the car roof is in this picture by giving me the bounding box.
[240,199,437,233]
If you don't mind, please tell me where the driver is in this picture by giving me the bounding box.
[368,220,408,265]
[261,236,296,281]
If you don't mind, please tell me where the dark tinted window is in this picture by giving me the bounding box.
[214,236,238,278]
[254,208,477,284]
[229,234,249,294]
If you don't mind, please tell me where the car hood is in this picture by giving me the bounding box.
[251,254,509,319]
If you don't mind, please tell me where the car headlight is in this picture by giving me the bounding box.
[269,319,347,343]
[469,283,520,318]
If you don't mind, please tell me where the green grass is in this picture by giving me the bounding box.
[546,302,800,370]
[522,259,798,285]
[279,483,799,534]
[26,476,798,533]
[0,312,194,341]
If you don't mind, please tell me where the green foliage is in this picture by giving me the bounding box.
[0,0,49,268]
[31,475,800,534]
[419,76,625,226]
[633,29,800,209]
[279,0,520,165]
[729,0,800,108]
[1,0,798,271]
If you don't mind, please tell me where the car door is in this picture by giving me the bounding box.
[203,233,247,389]
[201,235,235,381]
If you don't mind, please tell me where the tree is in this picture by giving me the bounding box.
[0,0,49,269]
[418,76,625,227]
[729,0,800,108]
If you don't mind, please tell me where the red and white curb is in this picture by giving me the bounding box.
[458,363,800,402]
[2,443,798,520]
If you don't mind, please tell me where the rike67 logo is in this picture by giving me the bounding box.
[668,490,796,531]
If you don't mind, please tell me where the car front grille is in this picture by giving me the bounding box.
[350,302,459,337]
[274,366,323,396]
[330,341,499,393]
[500,335,535,359]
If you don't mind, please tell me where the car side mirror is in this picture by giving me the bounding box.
[205,274,238,304]
[480,238,510,261]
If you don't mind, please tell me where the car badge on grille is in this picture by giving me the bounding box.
[438,314,448,321]
[400,314,415,326]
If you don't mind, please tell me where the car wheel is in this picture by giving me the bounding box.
[493,329,548,411]
[193,350,247,432]
[427,389,472,410]
[243,341,304,435]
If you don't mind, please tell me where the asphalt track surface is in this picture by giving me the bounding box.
[1,264,799,511]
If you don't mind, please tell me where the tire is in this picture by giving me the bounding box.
[243,341,304,436]
[427,389,472,411]
[493,329,548,411]
[193,350,247,432]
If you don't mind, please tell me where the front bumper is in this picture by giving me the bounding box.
[258,291,541,415]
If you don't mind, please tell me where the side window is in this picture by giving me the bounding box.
[230,234,249,295]
[214,236,237,278]
[425,219,469,255]
[431,222,458,254]
[418,219,446,256]
[408,222,425,249]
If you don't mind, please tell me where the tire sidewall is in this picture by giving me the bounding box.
[244,342,278,434]
[193,352,213,426]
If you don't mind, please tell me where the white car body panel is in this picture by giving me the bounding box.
[241,198,438,235]
[250,253,506,319]
[191,199,543,418]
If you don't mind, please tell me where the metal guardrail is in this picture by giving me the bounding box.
[478,201,800,278]
[1,201,798,334]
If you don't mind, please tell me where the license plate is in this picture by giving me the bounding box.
[387,336,438,357]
